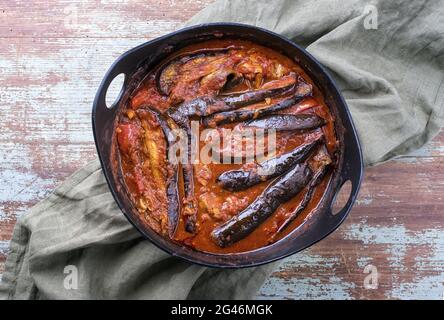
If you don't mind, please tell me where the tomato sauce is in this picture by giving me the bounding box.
[114,39,338,253]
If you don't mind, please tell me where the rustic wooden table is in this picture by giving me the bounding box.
[1,0,443,300]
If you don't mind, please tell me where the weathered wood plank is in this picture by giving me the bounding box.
[258,156,444,300]
[0,0,214,38]
[1,0,443,299]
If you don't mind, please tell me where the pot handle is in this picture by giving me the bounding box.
[327,131,364,225]
[93,55,131,114]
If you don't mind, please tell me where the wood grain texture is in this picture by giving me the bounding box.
[1,0,443,300]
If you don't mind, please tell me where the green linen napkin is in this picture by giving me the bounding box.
[1,0,443,299]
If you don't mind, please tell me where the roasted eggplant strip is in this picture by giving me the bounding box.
[202,79,312,128]
[161,113,198,234]
[145,108,181,238]
[125,109,170,236]
[165,107,199,233]
[142,130,165,189]
[244,114,325,131]
[217,82,295,110]
[183,169,198,234]
[211,163,313,247]
[270,145,333,240]
[167,97,210,126]
[167,74,297,124]
[272,163,331,240]
[218,74,297,108]
[156,48,233,96]
[217,138,322,191]
[182,123,199,234]
[149,107,198,235]
[154,113,198,234]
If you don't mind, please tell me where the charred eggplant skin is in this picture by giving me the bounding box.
[182,156,198,233]
[244,114,325,131]
[211,163,313,247]
[167,78,296,124]
[274,163,331,237]
[148,108,181,238]
[202,80,312,127]
[220,80,296,108]
[165,104,200,233]
[217,138,322,191]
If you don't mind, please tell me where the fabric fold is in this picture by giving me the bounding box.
[0,160,276,299]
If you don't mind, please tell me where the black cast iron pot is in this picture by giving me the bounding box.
[92,23,363,268]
